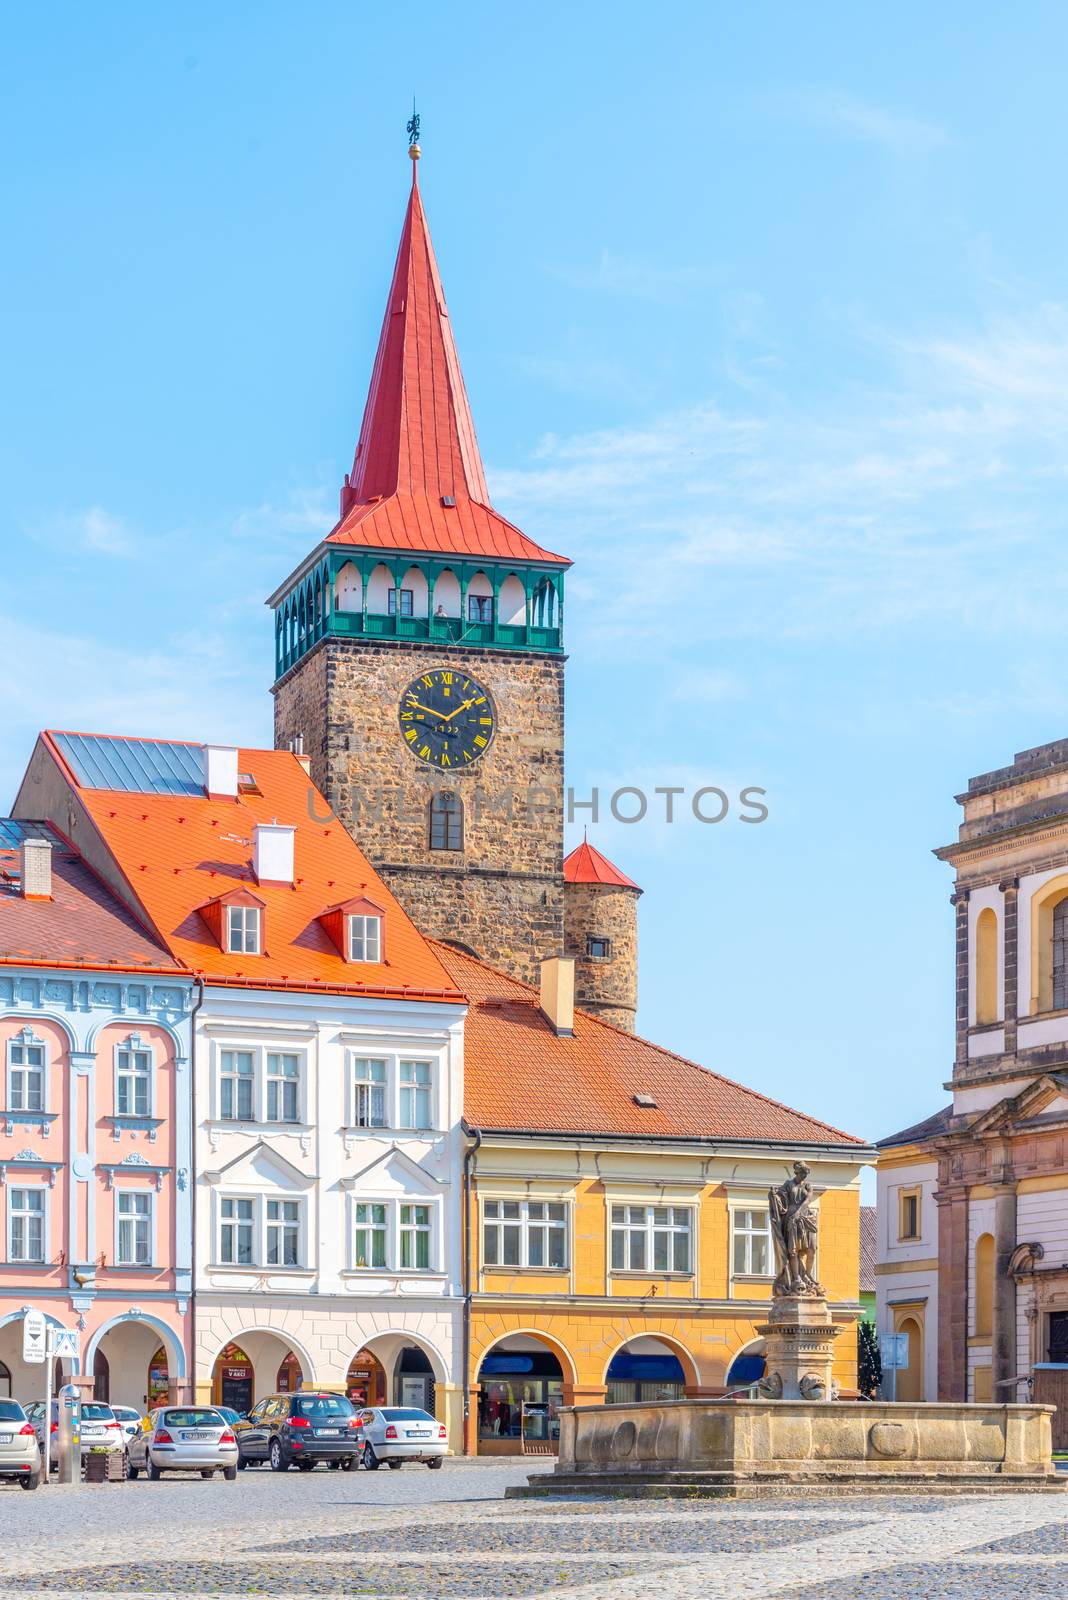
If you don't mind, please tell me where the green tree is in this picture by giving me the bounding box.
[858,1319,882,1398]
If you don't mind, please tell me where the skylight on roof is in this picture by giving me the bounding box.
[633,1093,658,1108]
[53,733,205,796]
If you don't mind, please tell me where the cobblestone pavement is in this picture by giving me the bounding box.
[2,1462,1068,1599]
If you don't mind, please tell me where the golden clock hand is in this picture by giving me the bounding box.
[403,698,443,719]
[439,697,477,722]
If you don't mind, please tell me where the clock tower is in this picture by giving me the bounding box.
[269,145,570,983]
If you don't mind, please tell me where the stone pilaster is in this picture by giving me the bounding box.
[999,877,1019,1057]
[952,888,970,1073]
[936,1185,969,1400]
[993,1180,1018,1394]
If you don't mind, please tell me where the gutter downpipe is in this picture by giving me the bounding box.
[462,1123,482,1455]
[186,975,205,1404]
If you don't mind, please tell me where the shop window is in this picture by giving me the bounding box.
[477,1348,563,1444]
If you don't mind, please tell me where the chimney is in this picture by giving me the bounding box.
[289,734,311,775]
[539,956,575,1037]
[254,823,296,887]
[20,837,53,900]
[203,744,239,799]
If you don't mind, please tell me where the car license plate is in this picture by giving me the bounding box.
[181,1430,213,1440]
[0,1433,11,1445]
[407,1429,432,1438]
[316,1428,341,1436]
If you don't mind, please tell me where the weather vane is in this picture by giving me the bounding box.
[407,102,420,150]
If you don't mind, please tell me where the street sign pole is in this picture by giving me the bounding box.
[43,1328,54,1480]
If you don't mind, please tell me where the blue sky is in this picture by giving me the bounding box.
[5,3,1068,1175]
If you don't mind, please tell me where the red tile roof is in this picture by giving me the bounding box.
[860,1206,876,1295]
[0,823,182,975]
[325,167,568,569]
[563,839,641,891]
[434,942,867,1147]
[39,733,463,1004]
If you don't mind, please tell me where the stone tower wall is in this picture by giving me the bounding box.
[564,879,640,1031]
[273,635,565,984]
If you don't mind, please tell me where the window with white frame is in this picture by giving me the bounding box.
[8,1187,46,1263]
[610,1204,692,1273]
[265,1053,300,1123]
[399,1060,432,1129]
[353,1058,387,1128]
[353,1202,387,1268]
[348,914,381,963]
[115,1040,152,1117]
[8,1034,45,1112]
[399,1203,431,1270]
[116,1191,153,1265]
[731,1207,771,1275]
[226,904,261,954]
[266,1199,301,1266]
[219,1050,255,1121]
[483,1199,568,1268]
[349,1198,438,1272]
[220,1196,254,1265]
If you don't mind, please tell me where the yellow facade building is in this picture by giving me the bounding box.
[434,943,873,1455]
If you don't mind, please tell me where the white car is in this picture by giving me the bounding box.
[25,1399,125,1466]
[357,1407,447,1469]
[110,1405,145,1447]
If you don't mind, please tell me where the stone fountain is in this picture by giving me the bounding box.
[510,1160,1065,1499]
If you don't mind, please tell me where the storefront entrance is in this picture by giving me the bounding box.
[477,1347,562,1453]
[346,1349,387,1408]
[147,1345,170,1408]
[605,1349,685,1403]
[395,1345,434,1412]
[214,1343,255,1412]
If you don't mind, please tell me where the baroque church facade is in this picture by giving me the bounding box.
[268,143,640,1030]
[877,737,1068,1444]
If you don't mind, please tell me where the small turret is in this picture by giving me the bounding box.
[563,839,641,1031]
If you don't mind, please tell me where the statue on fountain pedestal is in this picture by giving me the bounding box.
[768,1160,825,1298]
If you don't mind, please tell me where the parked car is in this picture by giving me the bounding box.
[0,1399,40,1490]
[212,1406,244,1429]
[24,1399,125,1467]
[357,1406,447,1469]
[234,1392,360,1472]
[110,1405,145,1447]
[127,1406,238,1480]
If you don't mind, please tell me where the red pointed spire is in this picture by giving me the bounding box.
[347,156,490,506]
[563,840,641,892]
[330,155,568,566]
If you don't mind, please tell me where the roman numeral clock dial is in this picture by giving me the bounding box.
[398,669,497,768]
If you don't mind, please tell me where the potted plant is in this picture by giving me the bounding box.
[84,1447,108,1483]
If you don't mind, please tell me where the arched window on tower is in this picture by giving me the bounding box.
[334,561,362,611]
[429,791,463,852]
[1054,898,1068,1011]
[975,907,999,1024]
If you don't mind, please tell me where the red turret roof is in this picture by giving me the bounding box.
[563,839,641,891]
[327,160,568,568]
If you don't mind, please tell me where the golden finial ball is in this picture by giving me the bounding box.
[409,143,421,161]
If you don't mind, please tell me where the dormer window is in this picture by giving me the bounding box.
[349,914,382,963]
[227,905,261,955]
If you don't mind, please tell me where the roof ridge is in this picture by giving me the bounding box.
[428,938,867,1146]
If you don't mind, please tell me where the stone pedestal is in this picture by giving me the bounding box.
[755,1292,843,1401]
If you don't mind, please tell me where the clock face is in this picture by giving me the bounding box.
[398,667,497,769]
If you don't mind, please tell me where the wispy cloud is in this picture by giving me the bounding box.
[489,302,1068,649]
[549,250,723,305]
[768,88,950,156]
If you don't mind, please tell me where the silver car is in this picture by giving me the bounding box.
[128,1406,239,1480]
[358,1406,447,1469]
[0,1399,40,1490]
[25,1399,125,1466]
